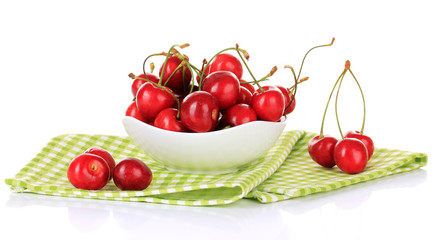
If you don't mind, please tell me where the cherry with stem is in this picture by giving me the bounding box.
[334,60,374,160]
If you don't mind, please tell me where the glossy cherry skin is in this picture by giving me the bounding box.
[334,138,368,174]
[136,82,175,122]
[223,104,257,126]
[209,53,243,80]
[180,91,219,132]
[240,79,255,93]
[275,85,296,115]
[251,87,285,122]
[131,73,160,97]
[113,158,153,191]
[201,71,240,110]
[308,135,338,168]
[159,56,192,94]
[154,108,187,132]
[84,147,116,180]
[67,153,110,190]
[237,86,253,105]
[126,101,148,123]
[344,130,374,160]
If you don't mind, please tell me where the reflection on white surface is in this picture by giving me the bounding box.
[5,169,427,239]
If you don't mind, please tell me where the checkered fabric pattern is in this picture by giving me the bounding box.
[5,131,427,206]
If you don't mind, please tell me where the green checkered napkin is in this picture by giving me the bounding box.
[5,131,427,206]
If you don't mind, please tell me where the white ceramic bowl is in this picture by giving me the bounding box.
[122,116,286,174]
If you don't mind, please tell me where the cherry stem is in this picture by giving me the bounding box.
[163,63,184,86]
[284,66,298,111]
[199,46,248,89]
[296,38,335,81]
[158,44,180,86]
[319,69,346,138]
[335,71,347,139]
[240,78,269,84]
[234,45,261,89]
[348,68,366,134]
[142,52,166,82]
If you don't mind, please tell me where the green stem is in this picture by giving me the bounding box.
[163,63,184,86]
[142,52,165,81]
[335,71,347,139]
[240,78,269,84]
[296,38,334,81]
[234,47,264,92]
[199,47,247,89]
[159,44,180,86]
[319,70,346,138]
[348,69,366,134]
[285,71,298,111]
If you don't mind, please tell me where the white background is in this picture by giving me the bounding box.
[0,0,437,239]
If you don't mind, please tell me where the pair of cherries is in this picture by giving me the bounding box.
[308,61,374,174]
[67,147,153,190]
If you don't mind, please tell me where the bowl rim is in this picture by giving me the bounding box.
[123,115,287,136]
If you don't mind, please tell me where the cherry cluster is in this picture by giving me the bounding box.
[126,40,334,133]
[67,147,153,190]
[308,61,374,174]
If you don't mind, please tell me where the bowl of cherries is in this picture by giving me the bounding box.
[123,41,333,174]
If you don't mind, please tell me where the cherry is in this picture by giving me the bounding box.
[335,60,374,160]
[237,86,253,105]
[344,130,374,160]
[84,147,116,180]
[251,88,285,122]
[136,82,176,122]
[275,85,296,115]
[131,73,160,97]
[125,101,148,123]
[201,71,240,110]
[159,55,192,94]
[208,53,243,80]
[240,79,255,93]
[154,108,187,132]
[334,138,368,174]
[180,91,219,132]
[223,104,257,126]
[67,153,110,190]
[113,158,153,191]
[308,135,338,168]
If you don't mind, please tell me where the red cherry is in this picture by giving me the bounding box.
[275,85,296,115]
[344,130,374,160]
[180,91,219,132]
[125,101,148,123]
[201,71,240,110]
[67,153,110,190]
[334,138,368,174]
[159,56,192,94]
[223,104,257,126]
[113,158,153,191]
[154,108,187,132]
[209,53,243,79]
[136,82,175,122]
[240,79,255,93]
[308,135,338,168]
[131,73,160,97]
[84,147,116,181]
[237,86,253,105]
[251,88,285,122]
